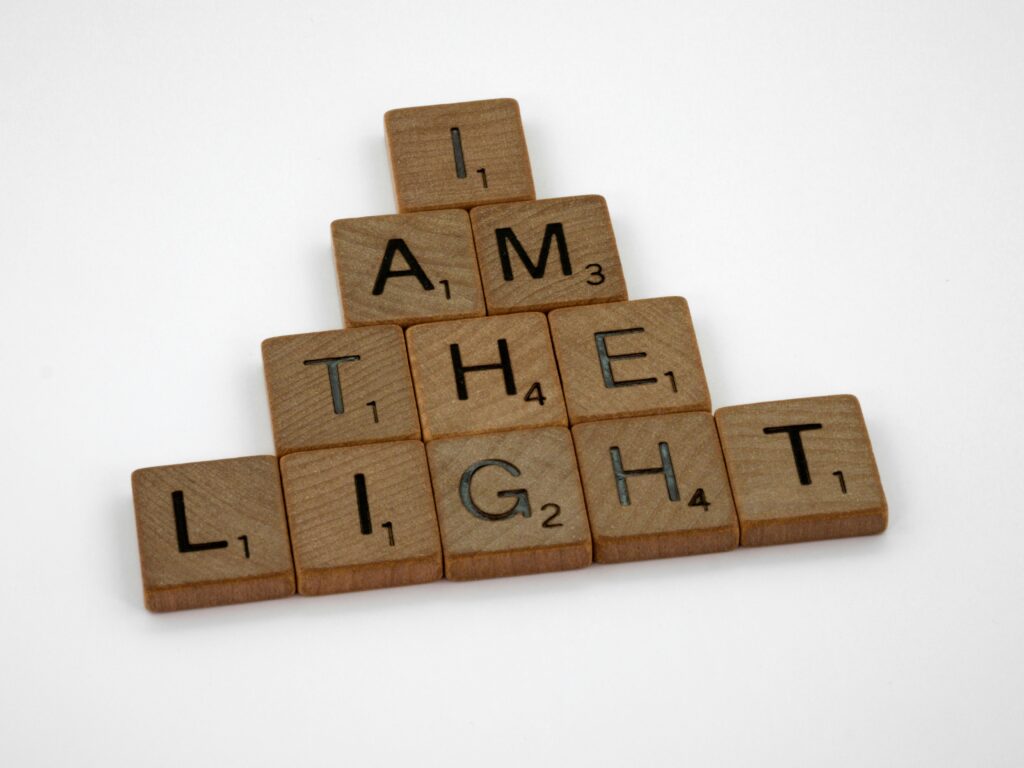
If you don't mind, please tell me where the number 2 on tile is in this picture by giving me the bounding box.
[541,503,563,528]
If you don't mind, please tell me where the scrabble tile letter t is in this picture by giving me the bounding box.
[715,395,888,546]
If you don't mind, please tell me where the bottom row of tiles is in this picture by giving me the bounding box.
[131,394,888,612]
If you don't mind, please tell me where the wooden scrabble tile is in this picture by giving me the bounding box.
[715,395,888,546]
[405,313,567,440]
[426,427,591,580]
[280,441,442,595]
[332,209,486,328]
[131,456,295,612]
[470,195,628,314]
[572,413,738,563]
[548,297,711,424]
[262,326,420,455]
[577,415,737,565]
[385,98,535,213]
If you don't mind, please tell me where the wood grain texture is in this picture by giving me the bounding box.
[280,441,442,595]
[262,326,420,455]
[332,209,486,327]
[715,395,888,546]
[548,297,711,424]
[572,413,738,563]
[426,427,591,580]
[385,98,535,213]
[469,195,628,314]
[131,456,295,612]
[405,312,567,440]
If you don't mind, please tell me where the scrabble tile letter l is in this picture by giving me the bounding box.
[132,456,296,611]
[385,98,535,213]
[715,395,888,546]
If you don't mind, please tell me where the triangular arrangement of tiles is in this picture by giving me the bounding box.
[132,98,887,612]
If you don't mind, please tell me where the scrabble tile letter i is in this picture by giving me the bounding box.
[385,99,535,213]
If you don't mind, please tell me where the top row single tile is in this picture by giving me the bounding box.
[385,98,535,213]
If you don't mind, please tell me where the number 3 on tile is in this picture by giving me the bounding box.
[524,382,546,405]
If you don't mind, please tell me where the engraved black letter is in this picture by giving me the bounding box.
[172,490,228,553]
[450,127,467,178]
[372,239,435,295]
[609,443,680,506]
[450,338,516,400]
[459,459,532,521]
[594,328,658,388]
[304,355,361,414]
[496,223,571,280]
[763,423,823,485]
[354,473,372,535]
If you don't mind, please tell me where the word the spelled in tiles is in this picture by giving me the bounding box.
[132,97,888,611]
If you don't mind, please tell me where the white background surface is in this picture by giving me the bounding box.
[2,1,1022,765]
